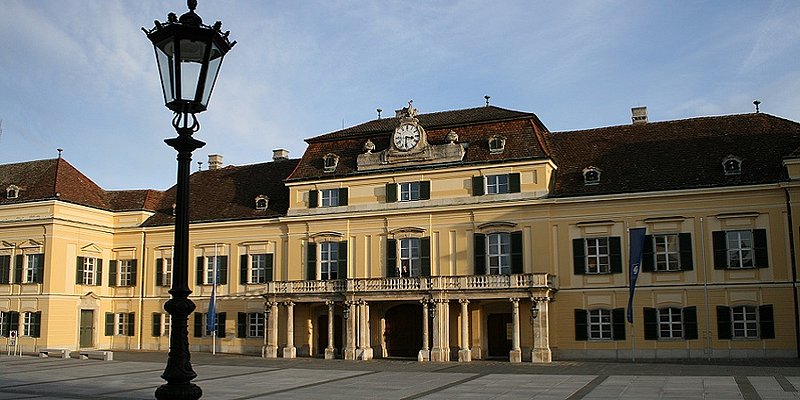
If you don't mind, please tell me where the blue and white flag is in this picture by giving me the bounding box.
[206,256,217,335]
[627,228,647,323]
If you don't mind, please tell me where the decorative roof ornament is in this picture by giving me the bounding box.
[446,130,459,144]
[363,139,375,154]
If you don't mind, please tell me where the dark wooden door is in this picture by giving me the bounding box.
[79,310,94,348]
[385,304,423,357]
[487,313,512,359]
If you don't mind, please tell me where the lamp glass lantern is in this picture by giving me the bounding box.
[530,301,539,324]
[343,306,351,320]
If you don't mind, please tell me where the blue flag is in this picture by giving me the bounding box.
[627,228,647,323]
[206,257,217,334]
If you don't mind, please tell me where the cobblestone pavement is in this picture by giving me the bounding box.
[2,352,800,399]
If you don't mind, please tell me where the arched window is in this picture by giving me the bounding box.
[722,155,742,175]
[582,166,601,185]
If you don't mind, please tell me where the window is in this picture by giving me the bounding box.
[488,135,506,154]
[399,238,421,277]
[716,304,774,340]
[11,254,44,284]
[320,242,339,280]
[194,312,226,338]
[0,255,9,284]
[240,253,273,284]
[722,155,742,175]
[195,255,227,286]
[572,237,622,275]
[323,153,339,173]
[157,257,173,287]
[22,311,41,337]
[583,166,601,185]
[574,308,625,341]
[644,306,698,340]
[712,229,768,269]
[6,185,20,199]
[386,181,430,203]
[387,237,430,278]
[642,233,693,272]
[110,260,136,287]
[653,235,679,271]
[487,233,511,275]
[24,254,42,283]
[105,312,134,336]
[152,313,171,337]
[472,173,520,196]
[255,195,269,210]
[308,188,348,208]
[76,256,102,286]
[0,311,19,337]
[400,182,421,202]
[321,189,340,207]
[237,312,265,338]
[657,308,682,339]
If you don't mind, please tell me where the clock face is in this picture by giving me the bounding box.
[393,124,421,151]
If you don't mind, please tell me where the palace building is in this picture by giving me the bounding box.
[2,103,800,362]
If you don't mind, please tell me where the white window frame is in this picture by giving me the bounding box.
[399,182,421,202]
[204,256,223,285]
[82,257,98,285]
[320,242,338,280]
[249,254,267,284]
[203,313,221,337]
[585,238,610,274]
[398,238,421,277]
[247,312,265,337]
[158,313,172,338]
[118,260,133,286]
[24,254,41,283]
[726,230,754,269]
[22,312,35,337]
[486,233,511,275]
[587,309,612,340]
[731,305,759,339]
[115,313,130,336]
[320,189,340,207]
[657,307,683,339]
[162,257,173,287]
[653,234,680,271]
[486,174,509,194]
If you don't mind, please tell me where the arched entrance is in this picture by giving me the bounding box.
[384,304,422,358]
[316,315,343,357]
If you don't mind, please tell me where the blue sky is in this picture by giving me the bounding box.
[1,1,799,190]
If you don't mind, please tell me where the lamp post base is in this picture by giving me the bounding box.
[155,383,202,400]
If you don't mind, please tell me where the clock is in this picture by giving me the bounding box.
[393,123,421,151]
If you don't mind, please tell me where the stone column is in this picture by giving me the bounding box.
[325,300,335,359]
[531,297,552,363]
[509,298,521,363]
[418,299,430,361]
[430,298,449,362]
[357,300,373,360]
[458,299,471,362]
[265,301,279,358]
[282,301,296,358]
[344,300,356,360]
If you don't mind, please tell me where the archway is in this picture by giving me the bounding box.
[316,315,343,357]
[384,304,423,358]
[487,313,512,359]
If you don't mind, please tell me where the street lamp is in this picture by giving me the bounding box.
[144,1,235,399]
[530,300,539,363]
[530,300,539,324]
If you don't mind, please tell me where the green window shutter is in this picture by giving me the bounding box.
[9,311,19,333]
[683,306,698,340]
[716,306,732,340]
[609,237,622,274]
[194,313,203,338]
[130,260,138,286]
[338,241,348,279]
[1,312,9,336]
[237,312,247,338]
[105,313,114,336]
[641,235,654,272]
[386,183,397,203]
[76,257,84,284]
[643,308,658,340]
[612,308,626,340]
[508,173,521,193]
[679,233,694,271]
[759,304,775,339]
[32,312,41,338]
[712,231,728,269]
[753,229,769,268]
[34,254,44,284]
[96,259,103,286]
[155,259,163,287]
[473,233,486,275]
[420,181,431,200]
[152,313,161,337]
[109,260,118,287]
[240,254,249,285]
[265,254,274,282]
[0,255,10,284]
[386,239,397,277]
[510,231,523,274]
[217,312,226,338]
[309,190,318,208]
[338,188,348,206]
[574,309,588,341]
[127,312,135,337]
[218,256,228,285]
[306,243,317,280]
[471,176,484,196]
[14,255,23,283]
[420,237,431,277]
[572,239,586,275]
[196,257,204,285]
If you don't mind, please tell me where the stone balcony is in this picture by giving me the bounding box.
[262,273,556,300]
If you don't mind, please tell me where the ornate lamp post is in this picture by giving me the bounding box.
[530,300,539,363]
[143,1,235,399]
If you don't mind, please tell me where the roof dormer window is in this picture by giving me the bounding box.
[255,195,269,210]
[6,185,20,199]
[323,153,339,173]
[582,166,601,185]
[488,135,506,154]
[722,155,742,175]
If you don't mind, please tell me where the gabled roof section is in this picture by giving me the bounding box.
[142,158,299,226]
[548,113,800,197]
[289,106,550,181]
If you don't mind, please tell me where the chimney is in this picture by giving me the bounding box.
[631,106,648,124]
[208,154,223,170]
[272,148,289,161]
